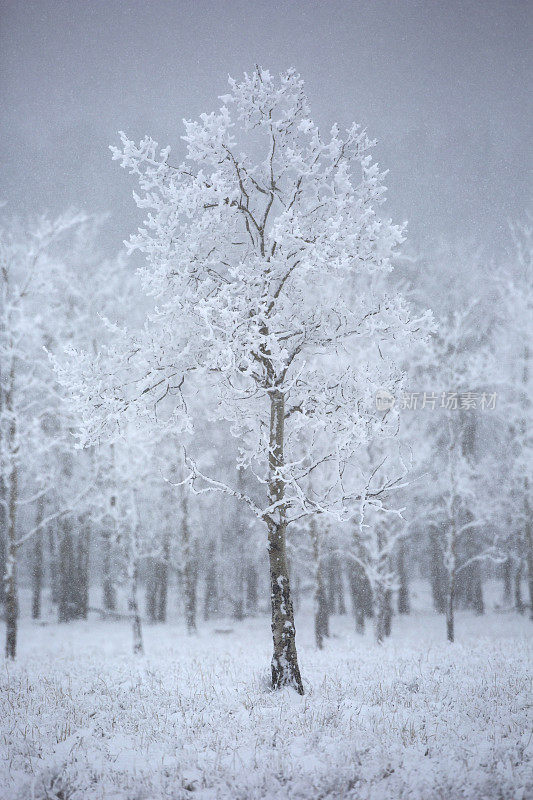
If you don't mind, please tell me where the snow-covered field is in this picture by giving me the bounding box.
[1,598,532,800]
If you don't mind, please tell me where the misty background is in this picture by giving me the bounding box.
[1,0,531,258]
[1,5,533,799]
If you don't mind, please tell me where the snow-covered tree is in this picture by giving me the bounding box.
[63,67,429,692]
[495,220,533,617]
[0,211,85,658]
[416,306,502,641]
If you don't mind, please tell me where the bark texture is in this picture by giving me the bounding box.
[267,391,304,693]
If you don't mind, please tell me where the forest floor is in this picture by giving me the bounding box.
[1,585,532,799]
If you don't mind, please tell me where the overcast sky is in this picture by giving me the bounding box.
[1,0,530,257]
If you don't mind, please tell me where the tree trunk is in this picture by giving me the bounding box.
[267,391,304,693]
[310,517,328,649]
[524,478,533,620]
[31,497,45,620]
[397,538,410,614]
[374,582,387,644]
[102,523,117,611]
[446,420,459,643]
[383,588,393,637]
[157,530,170,623]
[326,553,346,616]
[0,479,6,609]
[181,491,197,634]
[445,530,456,643]
[445,531,456,642]
[268,390,304,694]
[502,557,512,605]
[335,557,347,615]
[48,527,60,605]
[446,573,455,642]
[471,568,484,615]
[232,524,245,621]
[203,541,218,620]
[245,563,258,615]
[146,558,158,623]
[458,533,484,614]
[58,519,76,623]
[4,406,18,659]
[77,522,90,619]
[514,562,524,614]
[521,347,532,620]
[0,532,5,610]
[429,525,446,614]
[128,558,143,655]
[348,564,366,634]
[232,562,245,621]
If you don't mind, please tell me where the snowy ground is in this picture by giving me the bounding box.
[1,588,532,799]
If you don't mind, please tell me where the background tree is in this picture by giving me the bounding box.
[0,212,85,657]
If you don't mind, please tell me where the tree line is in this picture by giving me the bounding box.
[1,69,531,693]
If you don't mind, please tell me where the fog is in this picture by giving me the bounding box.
[1,0,530,254]
[0,4,532,800]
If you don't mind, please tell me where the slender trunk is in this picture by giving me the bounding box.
[521,346,532,620]
[348,564,366,634]
[102,522,116,611]
[362,572,373,617]
[232,521,245,620]
[232,564,245,620]
[310,517,328,649]
[446,574,455,642]
[349,527,370,633]
[524,479,533,621]
[325,553,346,617]
[397,538,410,614]
[58,519,75,623]
[232,471,246,621]
[267,391,303,693]
[429,525,446,613]
[445,526,456,642]
[374,582,386,644]
[502,557,512,605]
[325,554,335,616]
[472,568,484,615]
[181,491,197,633]
[5,405,18,659]
[375,530,393,643]
[31,497,45,620]
[48,527,59,604]
[383,588,392,637]
[335,560,346,615]
[446,417,458,643]
[515,562,524,614]
[458,530,484,614]
[0,479,6,608]
[245,563,258,615]
[146,558,158,623]
[156,534,170,623]
[128,554,143,655]
[77,523,90,619]
[0,532,5,609]
[203,542,218,620]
